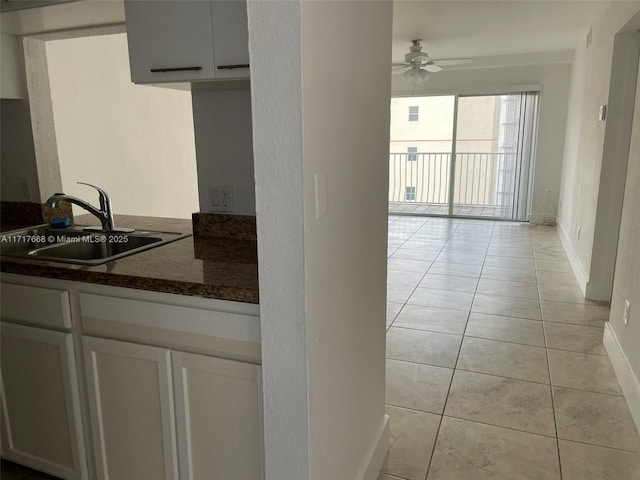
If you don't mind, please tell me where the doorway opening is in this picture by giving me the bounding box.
[22,30,199,220]
[389,92,539,221]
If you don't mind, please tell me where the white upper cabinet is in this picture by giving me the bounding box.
[209,0,250,79]
[124,0,249,84]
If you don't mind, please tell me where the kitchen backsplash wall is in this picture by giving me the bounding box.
[192,212,256,241]
[191,86,256,216]
[1,200,72,232]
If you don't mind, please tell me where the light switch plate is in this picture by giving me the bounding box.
[623,300,630,325]
[599,104,607,122]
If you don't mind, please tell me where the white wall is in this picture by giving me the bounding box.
[393,62,572,223]
[1,33,27,99]
[247,1,309,477]
[45,33,199,219]
[608,54,640,431]
[191,86,256,215]
[24,37,64,203]
[248,1,392,478]
[301,1,391,478]
[557,3,640,295]
[0,33,40,203]
[0,99,41,203]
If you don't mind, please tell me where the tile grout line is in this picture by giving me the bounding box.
[386,353,626,398]
[422,220,496,480]
[391,323,611,359]
[386,219,623,479]
[386,218,430,330]
[385,216,453,478]
[533,225,564,480]
[387,402,574,442]
[420,220,468,480]
[387,217,450,332]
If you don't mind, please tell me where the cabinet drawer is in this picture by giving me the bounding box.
[78,292,261,363]
[0,283,72,329]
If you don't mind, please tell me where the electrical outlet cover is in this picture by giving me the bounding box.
[208,185,233,212]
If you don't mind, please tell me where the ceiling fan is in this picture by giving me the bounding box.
[393,39,472,83]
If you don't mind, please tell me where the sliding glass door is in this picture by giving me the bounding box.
[389,91,539,221]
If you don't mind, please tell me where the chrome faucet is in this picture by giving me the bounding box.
[46,182,133,232]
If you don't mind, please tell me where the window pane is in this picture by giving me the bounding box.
[408,105,419,122]
[405,186,416,201]
[389,96,455,207]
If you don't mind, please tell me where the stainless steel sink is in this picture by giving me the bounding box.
[0,224,190,265]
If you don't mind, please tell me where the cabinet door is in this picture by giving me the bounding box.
[211,0,250,79]
[172,351,263,480]
[0,323,87,480]
[124,0,215,83]
[83,337,178,480]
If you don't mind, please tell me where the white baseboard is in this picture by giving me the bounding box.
[585,280,613,302]
[529,213,557,225]
[557,222,588,297]
[603,323,640,434]
[355,414,390,480]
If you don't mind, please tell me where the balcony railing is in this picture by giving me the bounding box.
[389,152,513,210]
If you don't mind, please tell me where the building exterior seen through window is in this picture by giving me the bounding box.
[389,93,539,220]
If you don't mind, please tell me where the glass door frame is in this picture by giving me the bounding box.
[417,92,538,221]
[448,94,460,217]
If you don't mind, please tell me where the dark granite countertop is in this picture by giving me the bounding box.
[0,214,259,304]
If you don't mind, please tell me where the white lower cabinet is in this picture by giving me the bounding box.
[83,336,263,480]
[0,275,263,479]
[83,337,178,480]
[0,323,87,480]
[173,351,262,480]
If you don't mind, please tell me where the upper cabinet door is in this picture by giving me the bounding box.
[125,0,215,83]
[125,0,249,84]
[211,0,250,79]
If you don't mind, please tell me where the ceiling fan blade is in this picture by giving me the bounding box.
[433,59,473,66]
[392,62,408,67]
[424,64,443,73]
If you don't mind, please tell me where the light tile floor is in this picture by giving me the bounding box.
[381,215,640,480]
[3,216,639,480]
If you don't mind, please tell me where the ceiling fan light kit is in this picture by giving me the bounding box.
[393,39,472,85]
[402,66,431,84]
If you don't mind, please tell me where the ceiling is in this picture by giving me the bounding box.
[392,1,609,64]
